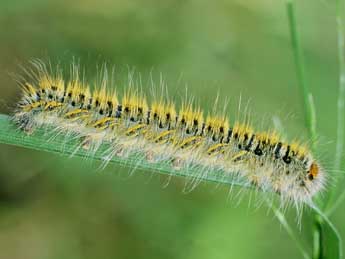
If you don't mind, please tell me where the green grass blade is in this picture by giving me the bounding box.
[0,113,250,188]
[286,1,314,140]
[326,0,345,216]
[271,203,311,259]
[286,2,342,259]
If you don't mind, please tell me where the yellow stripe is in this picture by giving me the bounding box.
[23,101,42,112]
[44,101,63,110]
[179,136,202,149]
[207,143,227,155]
[92,117,113,127]
[69,114,90,122]
[154,130,175,143]
[125,124,146,136]
[65,109,88,118]
[231,150,248,162]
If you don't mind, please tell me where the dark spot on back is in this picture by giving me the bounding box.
[254,146,263,156]
[283,156,292,164]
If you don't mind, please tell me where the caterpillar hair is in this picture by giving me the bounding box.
[12,60,326,211]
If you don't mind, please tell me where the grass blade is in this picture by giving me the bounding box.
[0,113,250,188]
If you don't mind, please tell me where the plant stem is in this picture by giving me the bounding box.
[0,114,251,188]
[312,215,323,259]
[286,2,327,258]
[286,1,314,140]
[326,0,345,215]
[334,0,345,175]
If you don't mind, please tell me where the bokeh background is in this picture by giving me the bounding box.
[0,0,343,258]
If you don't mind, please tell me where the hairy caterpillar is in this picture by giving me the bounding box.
[13,61,325,209]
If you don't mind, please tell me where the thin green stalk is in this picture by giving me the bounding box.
[286,2,341,259]
[334,0,345,174]
[0,114,249,188]
[286,1,314,141]
[272,204,311,259]
[311,205,343,259]
[326,0,345,215]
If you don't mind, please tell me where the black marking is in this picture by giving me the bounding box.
[245,134,255,151]
[48,94,53,99]
[254,145,263,156]
[124,107,129,113]
[283,145,292,164]
[36,92,41,101]
[71,101,76,107]
[200,123,206,135]
[95,100,100,107]
[99,109,104,115]
[274,142,282,158]
[87,104,92,110]
[115,110,122,118]
[68,92,72,97]
[80,94,85,101]
[283,156,292,164]
[146,111,151,124]
[308,174,314,181]
[225,128,233,143]
[193,119,198,126]
[51,85,57,91]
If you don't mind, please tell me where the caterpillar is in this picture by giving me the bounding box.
[13,61,325,209]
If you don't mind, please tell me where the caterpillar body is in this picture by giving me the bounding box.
[13,61,325,208]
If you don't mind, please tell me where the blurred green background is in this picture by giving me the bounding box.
[0,0,343,258]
